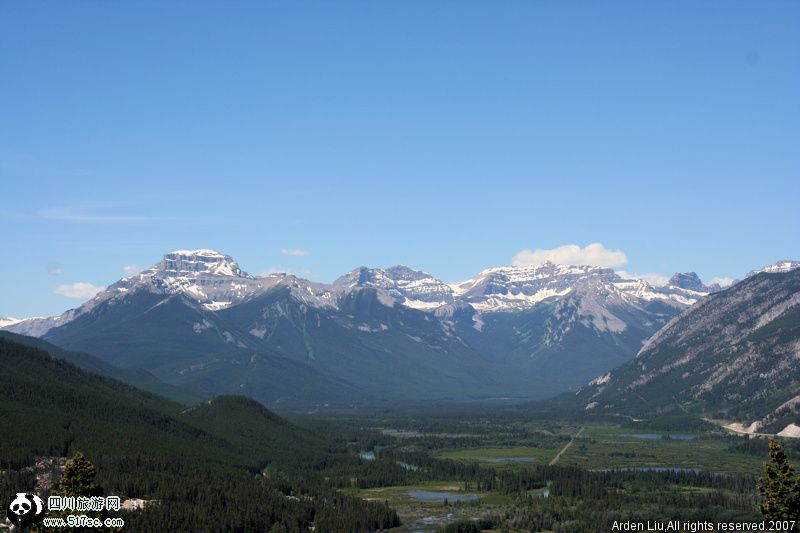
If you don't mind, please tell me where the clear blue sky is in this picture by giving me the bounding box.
[1,1,798,317]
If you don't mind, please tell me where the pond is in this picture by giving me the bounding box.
[407,490,482,502]
[612,433,697,440]
[483,456,536,463]
[592,467,701,473]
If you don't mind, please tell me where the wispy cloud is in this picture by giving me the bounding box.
[280,248,312,257]
[47,262,63,275]
[617,271,670,287]
[53,282,103,299]
[513,243,628,268]
[37,206,186,224]
[710,276,735,287]
[123,265,143,276]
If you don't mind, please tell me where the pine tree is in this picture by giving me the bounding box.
[757,439,800,524]
[57,451,101,497]
[36,452,113,533]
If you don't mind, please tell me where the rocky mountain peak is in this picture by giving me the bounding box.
[384,265,430,281]
[155,249,252,279]
[333,266,454,309]
[667,272,706,292]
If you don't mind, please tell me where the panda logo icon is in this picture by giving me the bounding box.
[6,492,45,528]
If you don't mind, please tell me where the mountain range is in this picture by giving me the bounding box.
[2,250,795,409]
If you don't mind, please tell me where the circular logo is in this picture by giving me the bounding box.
[6,492,45,528]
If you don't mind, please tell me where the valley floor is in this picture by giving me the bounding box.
[302,407,796,532]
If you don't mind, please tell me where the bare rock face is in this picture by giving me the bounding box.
[667,272,712,292]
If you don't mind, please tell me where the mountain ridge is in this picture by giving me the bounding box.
[5,248,743,337]
[574,268,800,434]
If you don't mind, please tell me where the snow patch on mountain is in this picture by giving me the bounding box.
[589,372,611,386]
[193,320,212,333]
[454,263,706,314]
[747,260,800,277]
[0,317,22,328]
[1,315,74,337]
[334,266,454,309]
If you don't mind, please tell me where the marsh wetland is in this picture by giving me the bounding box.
[307,407,798,532]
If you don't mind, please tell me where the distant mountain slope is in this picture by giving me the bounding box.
[575,269,800,433]
[212,284,515,400]
[450,278,681,392]
[0,336,320,469]
[157,344,370,409]
[0,331,203,404]
[40,291,369,408]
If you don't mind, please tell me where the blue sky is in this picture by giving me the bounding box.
[1,1,798,317]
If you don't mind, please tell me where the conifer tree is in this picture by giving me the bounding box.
[757,439,800,524]
[57,452,101,497]
[37,452,112,533]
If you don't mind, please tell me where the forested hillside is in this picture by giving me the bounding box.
[0,337,398,531]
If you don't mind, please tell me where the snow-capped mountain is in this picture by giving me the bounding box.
[117,250,337,311]
[3,250,270,337]
[2,250,721,339]
[3,249,791,406]
[333,266,455,309]
[451,263,707,313]
[2,315,75,337]
[747,260,800,277]
[0,317,21,328]
[106,249,269,311]
[666,272,719,293]
[334,262,712,315]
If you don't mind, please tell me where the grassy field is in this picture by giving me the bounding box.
[346,480,512,506]
[422,424,767,475]
[553,424,766,474]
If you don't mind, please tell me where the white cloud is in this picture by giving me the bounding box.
[617,271,670,287]
[710,276,735,287]
[280,248,312,257]
[123,265,143,276]
[513,243,628,268]
[53,282,103,299]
